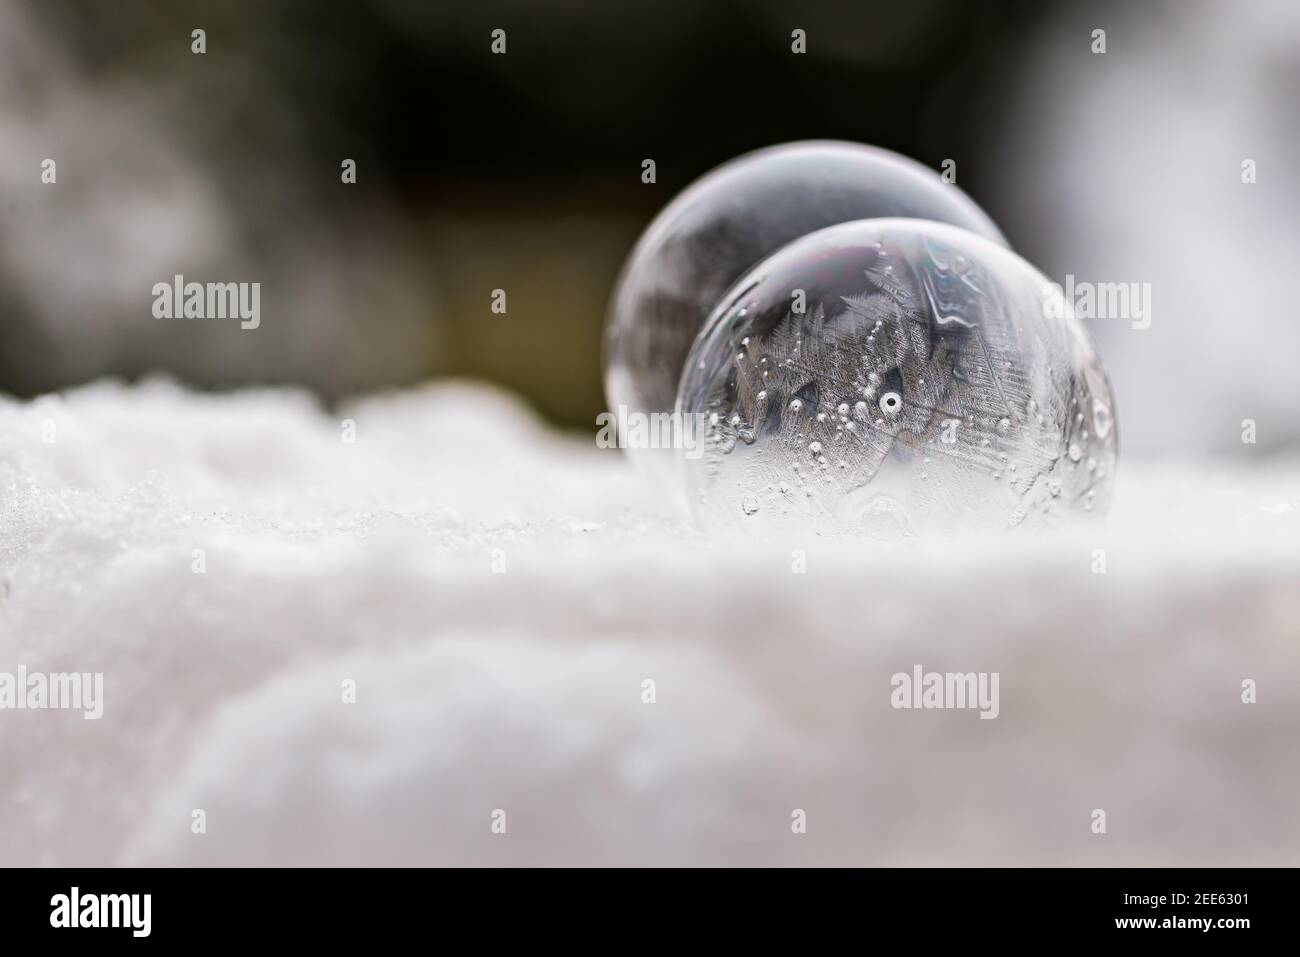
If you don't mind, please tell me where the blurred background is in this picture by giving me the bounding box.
[2,0,1297,453]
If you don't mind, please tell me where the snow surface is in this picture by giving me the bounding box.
[1,379,1297,865]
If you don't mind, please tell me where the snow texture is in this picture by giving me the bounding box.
[1,379,1297,865]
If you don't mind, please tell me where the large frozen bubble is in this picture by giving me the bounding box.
[676,219,1118,537]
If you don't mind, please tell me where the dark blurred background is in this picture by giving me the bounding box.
[3,0,1298,452]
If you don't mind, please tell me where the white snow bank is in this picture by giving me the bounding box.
[1,379,1297,865]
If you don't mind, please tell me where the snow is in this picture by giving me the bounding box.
[1,378,1297,865]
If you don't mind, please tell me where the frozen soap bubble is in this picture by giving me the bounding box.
[676,219,1118,537]
[603,141,1006,480]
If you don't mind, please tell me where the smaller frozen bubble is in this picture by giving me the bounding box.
[603,140,1008,485]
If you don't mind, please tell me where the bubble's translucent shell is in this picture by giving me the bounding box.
[677,219,1117,536]
[603,141,1007,481]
